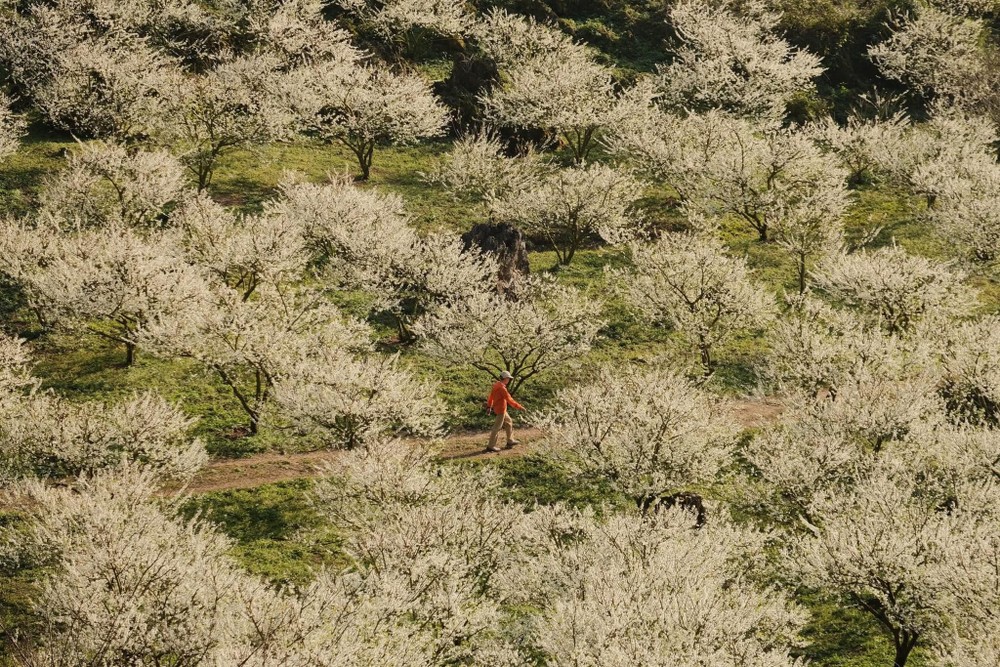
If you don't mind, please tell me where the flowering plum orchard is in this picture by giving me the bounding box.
[1,1,999,666]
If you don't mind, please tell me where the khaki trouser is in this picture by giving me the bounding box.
[488,411,514,449]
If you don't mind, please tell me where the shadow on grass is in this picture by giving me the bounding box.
[180,479,347,585]
[794,591,923,667]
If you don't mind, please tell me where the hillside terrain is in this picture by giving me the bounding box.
[3,1,1000,666]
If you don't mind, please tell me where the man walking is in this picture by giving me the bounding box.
[485,371,524,452]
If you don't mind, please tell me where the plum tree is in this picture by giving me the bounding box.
[141,281,368,436]
[273,175,494,340]
[792,458,1000,667]
[543,365,738,502]
[332,0,471,41]
[659,0,823,120]
[0,218,209,366]
[812,243,975,334]
[0,4,175,140]
[0,93,25,161]
[162,52,295,190]
[869,5,990,106]
[476,11,620,163]
[0,333,206,480]
[493,162,644,265]
[618,232,774,374]
[173,192,309,301]
[294,61,447,180]
[39,142,187,228]
[414,275,603,392]
[518,506,807,667]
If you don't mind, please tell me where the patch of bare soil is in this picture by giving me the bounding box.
[729,398,785,428]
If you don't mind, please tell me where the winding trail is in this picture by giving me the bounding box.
[176,398,784,495]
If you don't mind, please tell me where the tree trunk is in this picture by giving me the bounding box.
[758,225,768,242]
[195,149,217,192]
[797,254,807,295]
[124,341,136,367]
[893,632,918,667]
[214,366,264,438]
[561,244,576,265]
[699,340,713,376]
[356,142,374,181]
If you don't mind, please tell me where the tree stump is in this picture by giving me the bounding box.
[461,222,530,296]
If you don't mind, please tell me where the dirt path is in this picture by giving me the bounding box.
[174,399,783,495]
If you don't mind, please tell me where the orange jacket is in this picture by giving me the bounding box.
[487,381,523,415]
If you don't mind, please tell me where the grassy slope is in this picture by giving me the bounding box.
[0,130,972,666]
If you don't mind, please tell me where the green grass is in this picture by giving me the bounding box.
[466,453,630,510]
[180,479,346,586]
[210,138,473,232]
[27,332,320,457]
[796,592,930,667]
[0,126,75,217]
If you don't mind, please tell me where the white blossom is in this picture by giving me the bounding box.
[938,315,1000,425]
[414,275,604,391]
[492,162,645,264]
[265,0,361,67]
[903,109,999,205]
[0,6,176,140]
[1,389,208,481]
[39,142,187,228]
[929,157,1000,262]
[765,295,933,398]
[812,243,976,333]
[162,52,295,189]
[294,61,447,180]
[618,232,774,373]
[693,120,850,244]
[272,174,494,339]
[611,110,850,248]
[313,439,528,663]
[173,191,309,299]
[426,131,543,205]
[332,0,471,39]
[791,457,1000,667]
[386,232,496,340]
[8,467,250,662]
[142,281,367,435]
[659,0,823,120]
[809,109,912,185]
[481,42,618,162]
[6,461,491,665]
[470,8,578,70]
[869,5,989,105]
[543,365,738,500]
[274,351,446,448]
[0,333,206,481]
[521,508,808,667]
[604,101,733,197]
[272,173,416,293]
[0,218,209,365]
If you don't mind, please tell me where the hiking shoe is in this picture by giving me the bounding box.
[504,439,520,449]
[485,445,501,453]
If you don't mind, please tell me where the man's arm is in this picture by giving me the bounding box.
[503,386,524,411]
